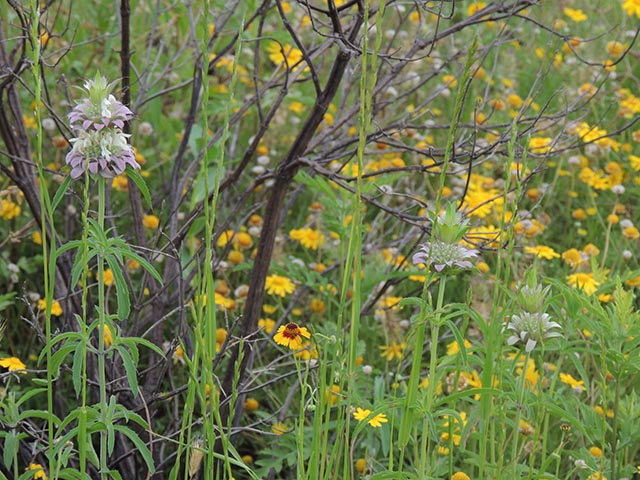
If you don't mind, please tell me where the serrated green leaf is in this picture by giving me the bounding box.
[2,431,16,469]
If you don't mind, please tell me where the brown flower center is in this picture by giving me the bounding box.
[282,323,301,339]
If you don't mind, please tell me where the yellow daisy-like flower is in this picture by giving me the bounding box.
[273,322,311,349]
[566,272,600,295]
[101,268,114,287]
[258,318,276,334]
[379,342,406,361]
[289,228,325,250]
[564,7,587,22]
[0,356,27,373]
[623,0,640,18]
[446,339,472,355]
[353,407,388,427]
[37,298,63,316]
[528,137,555,154]
[559,372,586,393]
[524,245,560,259]
[561,248,583,269]
[264,274,295,297]
[26,463,47,480]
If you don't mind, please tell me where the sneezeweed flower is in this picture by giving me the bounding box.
[623,0,640,18]
[562,248,585,269]
[528,137,555,154]
[524,245,559,260]
[519,419,535,435]
[564,7,587,21]
[294,341,318,361]
[505,312,562,352]
[99,268,115,287]
[352,407,388,427]
[37,298,63,316]
[273,322,311,349]
[289,227,325,250]
[264,274,295,297]
[258,318,276,334]
[0,356,27,373]
[379,341,406,361]
[26,463,47,480]
[446,339,472,355]
[566,272,600,295]
[559,372,586,393]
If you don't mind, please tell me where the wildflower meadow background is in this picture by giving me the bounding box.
[1,0,640,479]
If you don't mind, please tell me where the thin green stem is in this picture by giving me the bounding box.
[97,177,108,479]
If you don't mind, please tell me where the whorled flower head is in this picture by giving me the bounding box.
[412,240,478,272]
[65,129,138,179]
[505,312,562,352]
[68,74,133,132]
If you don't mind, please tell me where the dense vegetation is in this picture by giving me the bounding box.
[1,0,640,479]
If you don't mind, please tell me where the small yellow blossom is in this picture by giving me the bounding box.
[451,473,471,480]
[559,372,586,393]
[564,7,587,22]
[446,339,472,355]
[37,299,63,316]
[290,228,325,250]
[379,342,406,361]
[353,407,388,427]
[264,274,295,297]
[589,446,603,457]
[566,272,599,295]
[103,324,113,348]
[0,356,27,373]
[529,137,554,154]
[243,397,259,412]
[355,458,367,475]
[271,422,288,435]
[622,0,640,18]
[524,245,559,259]
[101,268,114,287]
[26,463,47,480]
[273,322,311,349]
[143,214,160,230]
[0,199,21,220]
[258,318,276,333]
